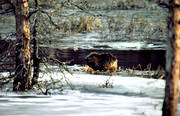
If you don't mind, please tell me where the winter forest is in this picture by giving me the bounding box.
[0,0,180,116]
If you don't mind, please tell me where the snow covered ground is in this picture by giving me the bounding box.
[0,70,169,116]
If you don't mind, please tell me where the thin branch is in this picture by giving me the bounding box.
[0,0,15,14]
[0,9,14,14]
[40,10,60,29]
[72,3,84,10]
[158,2,170,8]
[27,9,39,19]
[6,0,15,13]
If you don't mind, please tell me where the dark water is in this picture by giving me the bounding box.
[0,41,165,72]
[40,47,166,70]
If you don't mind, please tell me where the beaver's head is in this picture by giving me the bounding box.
[85,52,100,69]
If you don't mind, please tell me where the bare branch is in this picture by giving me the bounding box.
[158,2,170,8]
[40,10,60,29]
[27,9,39,19]
[6,0,15,8]
[0,9,14,14]
[0,0,15,14]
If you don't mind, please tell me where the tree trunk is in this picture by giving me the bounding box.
[162,0,180,116]
[32,0,40,86]
[32,17,40,85]
[13,0,32,91]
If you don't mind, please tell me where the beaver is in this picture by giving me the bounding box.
[85,52,118,72]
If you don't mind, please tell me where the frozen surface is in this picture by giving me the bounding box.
[0,71,171,116]
[42,32,166,50]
